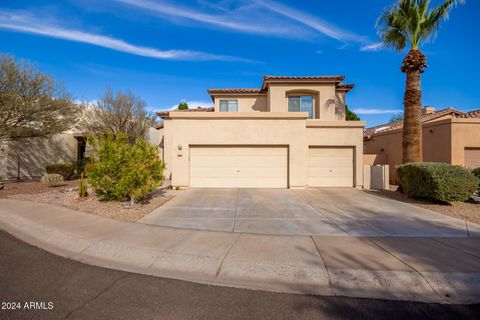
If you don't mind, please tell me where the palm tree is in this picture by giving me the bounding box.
[377,0,464,163]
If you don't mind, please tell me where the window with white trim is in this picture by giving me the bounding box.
[288,96,313,119]
[219,100,238,112]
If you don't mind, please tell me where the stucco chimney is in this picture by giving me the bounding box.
[423,106,436,114]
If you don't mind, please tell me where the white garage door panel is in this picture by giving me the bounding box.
[465,148,480,169]
[308,147,354,187]
[190,146,288,188]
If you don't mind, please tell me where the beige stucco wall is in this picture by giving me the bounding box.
[162,112,364,188]
[451,119,480,166]
[1,134,78,180]
[364,118,480,183]
[213,95,267,112]
[211,83,347,120]
[267,83,344,120]
[306,121,364,187]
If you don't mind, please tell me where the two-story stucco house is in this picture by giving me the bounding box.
[157,75,365,189]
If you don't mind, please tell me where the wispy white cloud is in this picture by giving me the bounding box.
[112,0,311,39]
[0,12,251,62]
[254,0,365,43]
[360,42,384,52]
[353,108,403,115]
[112,0,379,51]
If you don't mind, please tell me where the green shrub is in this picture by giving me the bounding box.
[41,173,64,187]
[86,133,164,204]
[45,163,75,180]
[396,162,479,202]
[72,158,91,176]
[472,167,480,179]
[472,167,480,190]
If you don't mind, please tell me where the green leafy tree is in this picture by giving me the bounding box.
[81,89,155,143]
[177,102,189,110]
[0,54,78,141]
[345,105,360,121]
[377,0,464,163]
[86,133,164,206]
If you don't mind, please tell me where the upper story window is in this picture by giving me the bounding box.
[288,96,313,119]
[219,100,238,112]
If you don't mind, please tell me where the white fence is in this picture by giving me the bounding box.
[363,165,389,190]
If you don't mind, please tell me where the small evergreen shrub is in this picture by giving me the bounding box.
[86,133,164,204]
[46,163,75,180]
[41,173,64,187]
[72,158,91,176]
[396,162,479,202]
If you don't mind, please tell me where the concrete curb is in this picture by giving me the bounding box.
[1,199,479,304]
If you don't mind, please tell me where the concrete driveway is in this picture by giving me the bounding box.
[140,188,475,237]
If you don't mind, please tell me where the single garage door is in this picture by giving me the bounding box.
[465,148,480,169]
[190,146,288,188]
[308,147,354,187]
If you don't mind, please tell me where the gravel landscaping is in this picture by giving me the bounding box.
[367,189,480,224]
[0,180,78,199]
[1,180,174,222]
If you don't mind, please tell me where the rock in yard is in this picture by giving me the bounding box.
[47,195,60,201]
[468,195,480,204]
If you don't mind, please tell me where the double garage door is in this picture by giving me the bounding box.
[189,146,354,188]
[190,146,288,188]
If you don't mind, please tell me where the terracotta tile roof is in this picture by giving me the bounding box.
[263,75,345,82]
[364,108,464,138]
[208,88,264,95]
[154,123,164,129]
[262,75,345,90]
[457,109,480,118]
[207,75,350,98]
[336,83,355,92]
[156,107,214,118]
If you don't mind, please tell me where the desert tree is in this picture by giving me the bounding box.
[390,112,404,122]
[80,88,155,143]
[0,54,78,141]
[345,105,360,121]
[177,102,188,110]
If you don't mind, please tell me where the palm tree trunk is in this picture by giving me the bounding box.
[402,69,423,163]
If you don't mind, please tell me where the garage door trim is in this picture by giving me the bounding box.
[307,146,355,187]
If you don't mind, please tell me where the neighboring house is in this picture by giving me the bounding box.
[364,107,480,184]
[0,134,84,180]
[157,75,365,189]
[0,127,160,181]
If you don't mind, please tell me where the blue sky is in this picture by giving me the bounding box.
[1,0,479,127]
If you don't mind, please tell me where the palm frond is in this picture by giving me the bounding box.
[376,0,465,51]
[420,0,465,43]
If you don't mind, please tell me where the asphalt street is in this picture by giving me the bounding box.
[0,230,479,320]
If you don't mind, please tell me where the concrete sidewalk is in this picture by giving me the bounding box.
[1,199,480,304]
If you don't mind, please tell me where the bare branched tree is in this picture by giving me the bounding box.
[80,89,155,143]
[0,54,78,141]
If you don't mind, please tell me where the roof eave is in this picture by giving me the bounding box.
[261,76,345,90]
